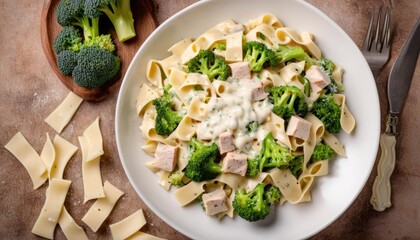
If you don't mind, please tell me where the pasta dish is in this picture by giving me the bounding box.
[135,13,356,222]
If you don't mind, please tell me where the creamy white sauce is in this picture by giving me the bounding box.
[196,78,272,153]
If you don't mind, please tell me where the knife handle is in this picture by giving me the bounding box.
[370,133,396,211]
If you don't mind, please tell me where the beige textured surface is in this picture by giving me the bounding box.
[0,0,419,239]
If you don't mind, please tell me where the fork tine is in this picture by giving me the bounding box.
[382,7,392,48]
[363,9,375,50]
[374,6,383,51]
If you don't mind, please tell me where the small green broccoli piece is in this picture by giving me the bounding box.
[83,34,116,52]
[184,138,221,182]
[232,183,280,222]
[243,41,278,72]
[247,132,294,177]
[187,50,229,81]
[214,42,226,51]
[246,121,259,133]
[317,58,344,94]
[84,0,136,42]
[53,26,83,54]
[275,45,313,66]
[72,46,120,88]
[168,171,186,187]
[288,155,304,178]
[269,85,308,122]
[57,50,79,76]
[264,185,281,205]
[56,0,99,41]
[152,85,183,136]
[310,143,335,164]
[311,94,342,133]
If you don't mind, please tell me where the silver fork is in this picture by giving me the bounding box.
[361,6,392,78]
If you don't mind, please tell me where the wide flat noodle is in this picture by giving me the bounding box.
[174,181,206,206]
[32,178,71,239]
[4,132,47,189]
[58,207,88,240]
[45,91,83,133]
[128,232,167,240]
[110,209,147,240]
[244,13,283,33]
[83,117,104,162]
[334,94,356,134]
[136,83,160,116]
[50,135,78,180]
[82,181,124,232]
[40,133,55,180]
[79,136,105,203]
[275,28,321,59]
[323,131,347,157]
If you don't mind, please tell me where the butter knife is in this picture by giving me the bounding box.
[370,18,420,211]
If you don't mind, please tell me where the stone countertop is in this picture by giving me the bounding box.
[0,0,419,239]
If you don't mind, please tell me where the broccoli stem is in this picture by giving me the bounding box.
[100,0,136,42]
[76,16,99,41]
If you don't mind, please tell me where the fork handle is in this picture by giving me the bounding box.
[370,133,396,211]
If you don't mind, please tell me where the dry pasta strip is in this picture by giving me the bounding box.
[44,91,83,133]
[4,132,47,189]
[110,209,147,240]
[82,181,124,232]
[32,178,71,239]
[79,136,105,203]
[40,133,55,180]
[58,207,88,240]
[127,231,167,240]
[83,117,104,162]
[50,135,78,180]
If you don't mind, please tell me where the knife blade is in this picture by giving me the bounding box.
[388,18,420,115]
[371,18,420,212]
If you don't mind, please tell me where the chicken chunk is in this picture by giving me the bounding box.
[202,188,229,216]
[286,115,312,141]
[221,152,248,176]
[229,62,251,80]
[305,65,331,92]
[218,131,235,154]
[151,143,178,172]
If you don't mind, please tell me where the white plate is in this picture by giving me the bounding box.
[115,0,380,239]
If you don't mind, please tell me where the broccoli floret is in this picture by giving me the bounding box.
[214,42,226,51]
[310,142,335,164]
[53,26,83,54]
[232,183,280,222]
[152,85,183,136]
[57,50,79,76]
[275,45,314,66]
[72,46,120,88]
[247,132,294,177]
[243,41,278,72]
[184,138,221,182]
[84,0,136,42]
[288,155,304,178]
[311,94,342,133]
[56,0,99,41]
[187,50,229,81]
[269,85,308,122]
[168,171,185,187]
[83,34,116,52]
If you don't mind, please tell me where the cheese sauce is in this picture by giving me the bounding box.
[196,78,272,153]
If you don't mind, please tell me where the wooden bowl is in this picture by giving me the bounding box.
[40,0,157,101]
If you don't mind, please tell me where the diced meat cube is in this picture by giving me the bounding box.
[229,62,251,80]
[221,152,248,176]
[286,116,312,141]
[218,132,235,154]
[202,188,229,216]
[151,143,178,172]
[251,84,268,101]
[305,65,331,92]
